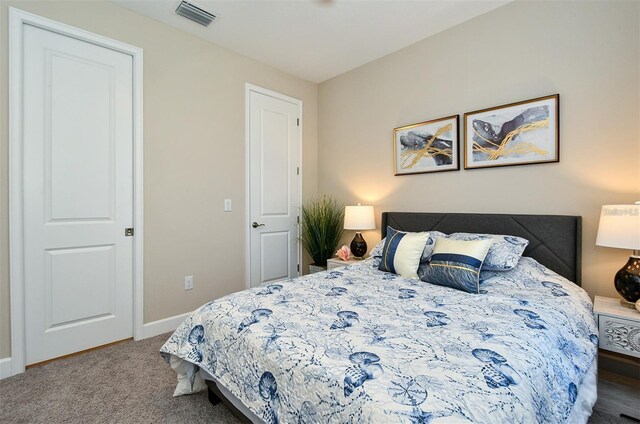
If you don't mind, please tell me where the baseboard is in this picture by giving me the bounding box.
[0,357,14,380]
[0,313,191,379]
[142,312,191,339]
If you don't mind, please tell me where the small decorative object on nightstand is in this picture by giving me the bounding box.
[596,203,640,308]
[344,204,375,258]
[593,296,640,359]
[336,245,351,261]
[327,257,363,270]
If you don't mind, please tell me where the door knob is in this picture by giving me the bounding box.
[252,222,265,228]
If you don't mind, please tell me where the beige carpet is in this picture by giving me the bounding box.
[0,334,240,424]
[0,334,635,423]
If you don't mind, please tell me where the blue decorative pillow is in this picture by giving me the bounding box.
[449,233,529,271]
[373,230,445,262]
[378,227,429,279]
[420,238,492,293]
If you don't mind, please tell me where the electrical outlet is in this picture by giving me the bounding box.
[184,275,194,290]
[224,199,232,212]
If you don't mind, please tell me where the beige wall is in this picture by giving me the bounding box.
[1,0,638,362]
[0,0,318,358]
[318,1,640,300]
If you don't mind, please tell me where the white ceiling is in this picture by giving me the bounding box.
[114,0,511,83]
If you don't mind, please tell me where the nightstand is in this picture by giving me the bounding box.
[326,257,364,270]
[593,296,640,359]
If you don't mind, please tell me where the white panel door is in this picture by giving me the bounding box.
[249,90,300,288]
[23,24,134,365]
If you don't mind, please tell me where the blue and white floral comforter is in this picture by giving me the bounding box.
[160,257,597,423]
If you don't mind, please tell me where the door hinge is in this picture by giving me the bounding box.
[297,264,300,272]
[297,167,300,175]
[125,228,134,237]
[297,118,300,126]
[297,215,300,224]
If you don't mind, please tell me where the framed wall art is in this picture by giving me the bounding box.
[394,115,459,176]
[463,94,559,170]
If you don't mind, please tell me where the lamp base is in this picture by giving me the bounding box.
[619,299,637,309]
[350,232,367,258]
[614,255,640,305]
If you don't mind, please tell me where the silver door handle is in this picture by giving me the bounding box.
[252,222,265,228]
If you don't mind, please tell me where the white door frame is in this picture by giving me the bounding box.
[8,8,144,376]
[244,83,302,289]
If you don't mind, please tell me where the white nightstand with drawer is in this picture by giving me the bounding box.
[593,296,640,359]
[326,257,364,270]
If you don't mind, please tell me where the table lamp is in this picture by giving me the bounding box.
[596,203,640,308]
[344,204,375,258]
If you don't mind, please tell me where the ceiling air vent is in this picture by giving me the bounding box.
[175,1,217,27]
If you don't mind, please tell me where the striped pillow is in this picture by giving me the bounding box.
[420,238,492,293]
[378,227,430,279]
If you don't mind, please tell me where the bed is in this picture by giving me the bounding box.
[160,212,598,423]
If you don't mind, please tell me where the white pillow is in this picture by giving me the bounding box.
[378,227,430,279]
[370,238,386,258]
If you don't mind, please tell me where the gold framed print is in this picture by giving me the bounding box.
[463,94,559,170]
[393,115,459,176]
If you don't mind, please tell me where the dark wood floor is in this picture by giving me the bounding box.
[596,370,640,421]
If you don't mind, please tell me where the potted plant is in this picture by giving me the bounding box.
[299,196,345,273]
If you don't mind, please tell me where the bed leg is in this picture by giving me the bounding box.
[205,380,253,423]
[207,387,221,406]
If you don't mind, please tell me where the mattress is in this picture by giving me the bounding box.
[161,257,598,423]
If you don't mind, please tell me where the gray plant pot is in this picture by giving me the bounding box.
[308,264,327,274]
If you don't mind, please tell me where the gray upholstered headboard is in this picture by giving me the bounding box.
[381,212,582,285]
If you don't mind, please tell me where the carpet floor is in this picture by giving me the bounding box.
[0,334,635,423]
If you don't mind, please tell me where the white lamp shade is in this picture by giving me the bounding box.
[596,204,640,250]
[344,205,375,230]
